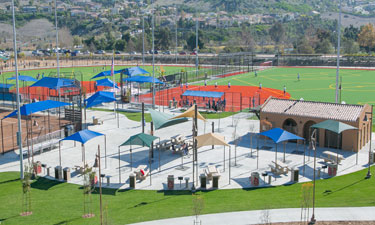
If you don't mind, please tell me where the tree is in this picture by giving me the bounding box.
[358,23,375,52]
[269,22,285,51]
[73,36,82,47]
[344,25,359,41]
[315,39,333,54]
[155,27,171,50]
[186,31,204,51]
[342,38,359,54]
[114,40,126,51]
[296,37,315,54]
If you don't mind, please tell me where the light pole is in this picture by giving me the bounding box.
[142,16,145,66]
[335,0,342,103]
[365,105,373,179]
[11,0,24,179]
[151,0,155,109]
[54,0,61,102]
[309,129,317,225]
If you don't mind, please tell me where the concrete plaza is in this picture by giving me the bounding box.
[0,104,373,191]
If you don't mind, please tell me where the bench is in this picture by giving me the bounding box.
[322,151,344,164]
[270,160,289,175]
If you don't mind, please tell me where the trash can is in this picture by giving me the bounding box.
[169,100,173,108]
[268,173,273,184]
[200,174,206,189]
[55,166,62,180]
[47,167,52,176]
[63,167,71,181]
[167,175,174,190]
[34,161,42,175]
[251,172,259,187]
[212,175,220,189]
[129,173,136,189]
[328,163,337,176]
[291,169,299,183]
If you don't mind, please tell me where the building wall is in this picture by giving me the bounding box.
[259,104,371,152]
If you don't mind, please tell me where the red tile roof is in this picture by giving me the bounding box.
[261,98,364,122]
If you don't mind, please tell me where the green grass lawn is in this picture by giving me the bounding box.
[1,65,195,83]
[0,168,374,225]
[204,67,375,106]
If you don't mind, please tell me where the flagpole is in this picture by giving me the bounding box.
[335,0,342,103]
[11,0,24,179]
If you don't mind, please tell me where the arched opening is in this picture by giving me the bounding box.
[282,118,298,142]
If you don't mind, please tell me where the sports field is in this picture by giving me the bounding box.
[204,67,375,105]
[1,65,194,82]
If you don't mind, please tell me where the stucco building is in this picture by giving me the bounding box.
[260,98,372,152]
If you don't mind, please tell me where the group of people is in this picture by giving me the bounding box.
[207,98,226,112]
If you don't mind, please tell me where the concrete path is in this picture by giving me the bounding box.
[130,207,375,225]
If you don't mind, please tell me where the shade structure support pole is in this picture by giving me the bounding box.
[98,145,103,225]
[212,122,214,149]
[117,102,119,128]
[142,102,145,133]
[194,105,198,187]
[30,115,34,167]
[158,138,161,171]
[118,147,121,183]
[283,142,286,163]
[149,146,152,186]
[26,116,30,164]
[59,141,62,168]
[223,145,225,172]
[303,140,306,176]
[257,135,259,169]
[336,133,340,171]
[104,135,107,169]
[130,145,132,171]
[275,143,277,164]
[1,120,4,154]
[229,146,231,184]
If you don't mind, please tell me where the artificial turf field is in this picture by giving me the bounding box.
[203,67,375,105]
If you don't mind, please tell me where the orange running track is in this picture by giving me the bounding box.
[139,85,290,112]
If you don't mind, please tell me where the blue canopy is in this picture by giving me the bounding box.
[90,69,125,80]
[182,90,224,98]
[3,100,71,119]
[61,129,104,144]
[30,77,75,89]
[96,78,119,89]
[0,83,14,89]
[85,91,116,108]
[123,76,164,84]
[7,75,37,82]
[258,128,304,144]
[124,67,150,77]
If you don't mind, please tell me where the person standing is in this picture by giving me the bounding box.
[204,80,207,87]
[185,82,189,89]
[228,81,231,89]
[297,73,300,81]
[255,70,257,77]
[215,82,218,88]
[283,85,286,96]
[259,82,262,90]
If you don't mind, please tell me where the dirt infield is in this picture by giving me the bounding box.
[0,109,70,154]
[139,85,290,111]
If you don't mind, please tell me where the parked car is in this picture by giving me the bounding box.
[129,51,137,55]
[162,51,171,55]
[32,50,42,56]
[190,51,197,55]
[95,50,105,54]
[115,51,121,54]
[179,51,187,55]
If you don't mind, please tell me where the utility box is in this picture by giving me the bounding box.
[55,166,62,180]
[63,167,71,181]
[129,173,136,189]
[291,169,299,183]
[167,175,174,190]
[200,174,206,189]
[251,172,259,187]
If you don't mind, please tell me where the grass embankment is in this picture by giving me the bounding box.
[92,108,240,122]
[0,168,374,224]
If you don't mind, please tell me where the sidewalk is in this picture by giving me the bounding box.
[130,207,375,225]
